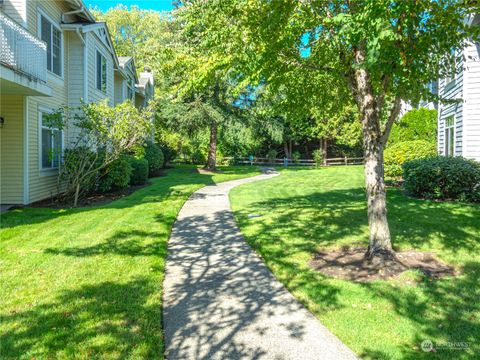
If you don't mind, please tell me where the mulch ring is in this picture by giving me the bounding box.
[309,247,456,282]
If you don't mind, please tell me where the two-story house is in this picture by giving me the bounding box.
[0,0,154,206]
[437,14,480,161]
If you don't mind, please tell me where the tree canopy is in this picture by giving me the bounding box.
[176,0,479,257]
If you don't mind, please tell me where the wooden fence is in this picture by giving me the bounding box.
[223,156,364,167]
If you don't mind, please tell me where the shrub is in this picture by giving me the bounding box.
[292,151,301,164]
[144,141,164,176]
[384,140,436,178]
[312,149,323,168]
[61,147,97,198]
[389,108,438,146]
[159,145,177,167]
[403,156,480,202]
[98,155,132,193]
[128,157,149,185]
[266,149,278,165]
[191,149,206,164]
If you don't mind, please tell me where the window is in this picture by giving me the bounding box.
[444,49,456,89]
[444,116,455,157]
[40,111,63,169]
[39,14,62,76]
[96,50,107,93]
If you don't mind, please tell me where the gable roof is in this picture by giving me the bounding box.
[118,57,133,67]
[62,21,120,69]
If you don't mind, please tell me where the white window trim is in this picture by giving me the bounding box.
[38,106,64,173]
[37,7,64,80]
[444,114,455,157]
[95,47,108,94]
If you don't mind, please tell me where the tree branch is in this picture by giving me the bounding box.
[380,96,402,146]
[278,52,339,73]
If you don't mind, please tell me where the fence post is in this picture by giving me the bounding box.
[344,156,348,165]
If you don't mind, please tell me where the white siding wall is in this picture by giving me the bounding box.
[438,54,464,157]
[463,41,480,161]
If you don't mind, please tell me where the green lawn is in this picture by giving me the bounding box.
[230,166,480,360]
[0,165,260,360]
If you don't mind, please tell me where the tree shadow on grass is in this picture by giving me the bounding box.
[238,187,480,257]
[44,230,168,258]
[0,277,163,359]
[235,186,480,359]
[360,262,480,359]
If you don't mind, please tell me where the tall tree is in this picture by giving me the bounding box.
[177,0,479,257]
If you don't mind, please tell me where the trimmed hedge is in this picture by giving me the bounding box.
[144,141,164,176]
[384,140,436,178]
[98,156,132,193]
[403,156,480,202]
[129,157,149,185]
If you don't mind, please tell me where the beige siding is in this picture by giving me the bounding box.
[3,0,140,204]
[66,31,85,144]
[0,95,24,204]
[87,31,115,105]
[26,0,70,203]
[114,72,125,105]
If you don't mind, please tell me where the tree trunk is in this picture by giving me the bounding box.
[205,121,217,170]
[74,183,80,207]
[284,141,290,159]
[351,47,393,258]
[288,139,293,159]
[322,138,328,165]
[363,136,392,258]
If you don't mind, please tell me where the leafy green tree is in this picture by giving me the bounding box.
[178,0,478,257]
[53,101,154,206]
[93,6,174,89]
[388,108,438,146]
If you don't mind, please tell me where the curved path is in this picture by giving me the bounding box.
[163,172,358,360]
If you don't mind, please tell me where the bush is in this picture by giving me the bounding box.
[158,145,177,167]
[128,157,149,185]
[266,149,277,165]
[312,149,323,168]
[144,141,164,176]
[191,149,206,164]
[384,140,436,178]
[403,156,480,202]
[389,108,438,146]
[61,147,98,197]
[98,156,132,193]
[292,151,301,164]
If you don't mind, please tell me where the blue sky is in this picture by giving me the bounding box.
[87,0,175,12]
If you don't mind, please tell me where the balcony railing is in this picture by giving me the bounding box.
[0,13,47,83]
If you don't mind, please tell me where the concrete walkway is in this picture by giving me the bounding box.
[163,173,358,360]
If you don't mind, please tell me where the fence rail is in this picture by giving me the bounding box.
[0,13,47,82]
[224,156,364,166]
